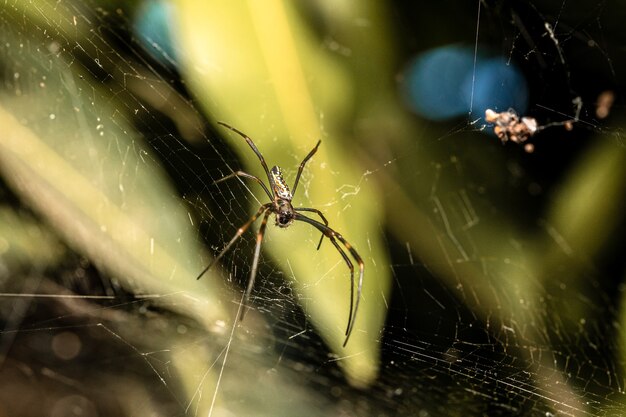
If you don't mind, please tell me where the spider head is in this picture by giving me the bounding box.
[275,199,295,228]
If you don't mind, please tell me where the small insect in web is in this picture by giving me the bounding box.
[485,97,582,153]
[197,122,364,347]
[484,108,538,149]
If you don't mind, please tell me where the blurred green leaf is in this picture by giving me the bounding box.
[0,7,228,411]
[0,207,65,271]
[175,1,391,385]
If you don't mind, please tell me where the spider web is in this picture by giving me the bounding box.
[0,1,625,416]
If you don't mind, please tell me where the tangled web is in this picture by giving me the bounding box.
[0,1,625,416]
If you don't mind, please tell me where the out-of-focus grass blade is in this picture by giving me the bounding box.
[0,101,223,326]
[0,10,228,410]
[174,1,390,386]
[0,207,65,271]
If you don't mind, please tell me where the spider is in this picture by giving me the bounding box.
[197,122,364,347]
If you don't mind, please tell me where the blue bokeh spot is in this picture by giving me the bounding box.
[134,0,178,67]
[403,45,528,121]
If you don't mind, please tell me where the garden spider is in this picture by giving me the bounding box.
[197,122,364,347]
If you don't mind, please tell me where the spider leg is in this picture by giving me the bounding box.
[213,170,273,200]
[293,213,364,347]
[294,207,327,250]
[327,237,354,337]
[196,203,272,280]
[291,140,321,197]
[218,122,276,193]
[239,210,271,321]
[332,233,363,347]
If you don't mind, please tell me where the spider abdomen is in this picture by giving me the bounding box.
[270,166,292,200]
